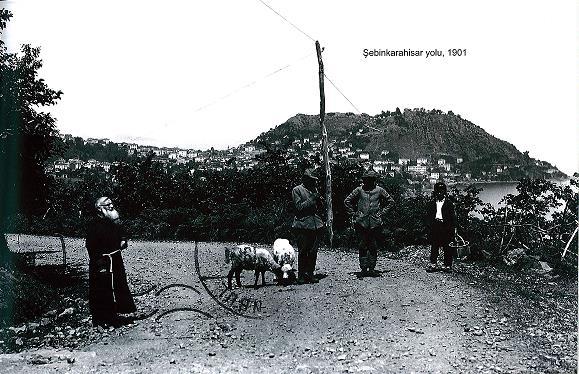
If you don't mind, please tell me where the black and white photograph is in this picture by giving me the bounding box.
[0,1,577,373]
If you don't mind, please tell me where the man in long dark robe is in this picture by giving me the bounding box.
[86,197,136,327]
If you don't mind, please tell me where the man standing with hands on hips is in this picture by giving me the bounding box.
[344,170,394,277]
[292,168,325,284]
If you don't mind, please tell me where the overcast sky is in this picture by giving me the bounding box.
[2,0,577,174]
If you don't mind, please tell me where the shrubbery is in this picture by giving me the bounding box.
[7,154,578,266]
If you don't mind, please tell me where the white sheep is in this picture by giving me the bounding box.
[225,244,283,289]
[272,238,296,283]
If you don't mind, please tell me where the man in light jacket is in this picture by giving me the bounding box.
[292,168,325,284]
[344,170,394,277]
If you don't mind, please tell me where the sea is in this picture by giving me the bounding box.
[466,179,573,214]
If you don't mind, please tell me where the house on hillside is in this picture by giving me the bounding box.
[85,159,98,169]
[69,159,84,170]
[54,159,68,171]
[374,164,385,173]
[408,165,427,175]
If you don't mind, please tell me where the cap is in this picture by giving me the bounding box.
[303,168,318,180]
[362,170,378,179]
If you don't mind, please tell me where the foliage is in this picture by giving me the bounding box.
[1,10,63,266]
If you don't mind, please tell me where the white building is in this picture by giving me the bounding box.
[408,165,427,174]
[360,152,370,160]
[398,158,410,165]
[416,157,429,165]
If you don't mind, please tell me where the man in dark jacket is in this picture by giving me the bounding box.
[425,181,456,273]
[292,169,325,284]
[86,197,136,327]
[344,170,394,277]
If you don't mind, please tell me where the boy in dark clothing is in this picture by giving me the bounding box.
[425,181,456,273]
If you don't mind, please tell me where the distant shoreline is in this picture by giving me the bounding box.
[455,177,570,186]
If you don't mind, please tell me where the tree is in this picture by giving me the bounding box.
[0,10,63,266]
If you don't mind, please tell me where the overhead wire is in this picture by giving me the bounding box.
[198,0,381,134]
[255,0,316,43]
[193,51,314,113]
[323,73,383,132]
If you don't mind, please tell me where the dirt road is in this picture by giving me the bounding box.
[1,238,576,373]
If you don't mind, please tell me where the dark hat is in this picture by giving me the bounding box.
[434,180,447,193]
[362,170,378,179]
[303,168,318,180]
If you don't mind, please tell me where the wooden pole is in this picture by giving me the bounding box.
[316,41,333,246]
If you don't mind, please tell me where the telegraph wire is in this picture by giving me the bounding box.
[193,51,314,113]
[323,73,382,132]
[323,73,361,114]
[255,0,316,43]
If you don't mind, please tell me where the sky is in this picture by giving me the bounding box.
[2,0,577,175]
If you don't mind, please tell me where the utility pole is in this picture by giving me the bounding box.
[316,40,333,246]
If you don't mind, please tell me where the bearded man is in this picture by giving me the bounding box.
[85,197,136,327]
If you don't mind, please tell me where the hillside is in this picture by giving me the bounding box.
[255,108,536,164]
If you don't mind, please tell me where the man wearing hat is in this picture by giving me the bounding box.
[344,170,394,277]
[425,180,456,273]
[85,197,137,327]
[292,168,325,284]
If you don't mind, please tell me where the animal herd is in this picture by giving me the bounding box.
[225,239,297,289]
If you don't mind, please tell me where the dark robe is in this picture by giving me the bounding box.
[86,217,136,323]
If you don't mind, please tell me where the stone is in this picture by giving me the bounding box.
[58,308,75,318]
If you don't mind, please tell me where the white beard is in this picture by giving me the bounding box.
[103,209,120,222]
